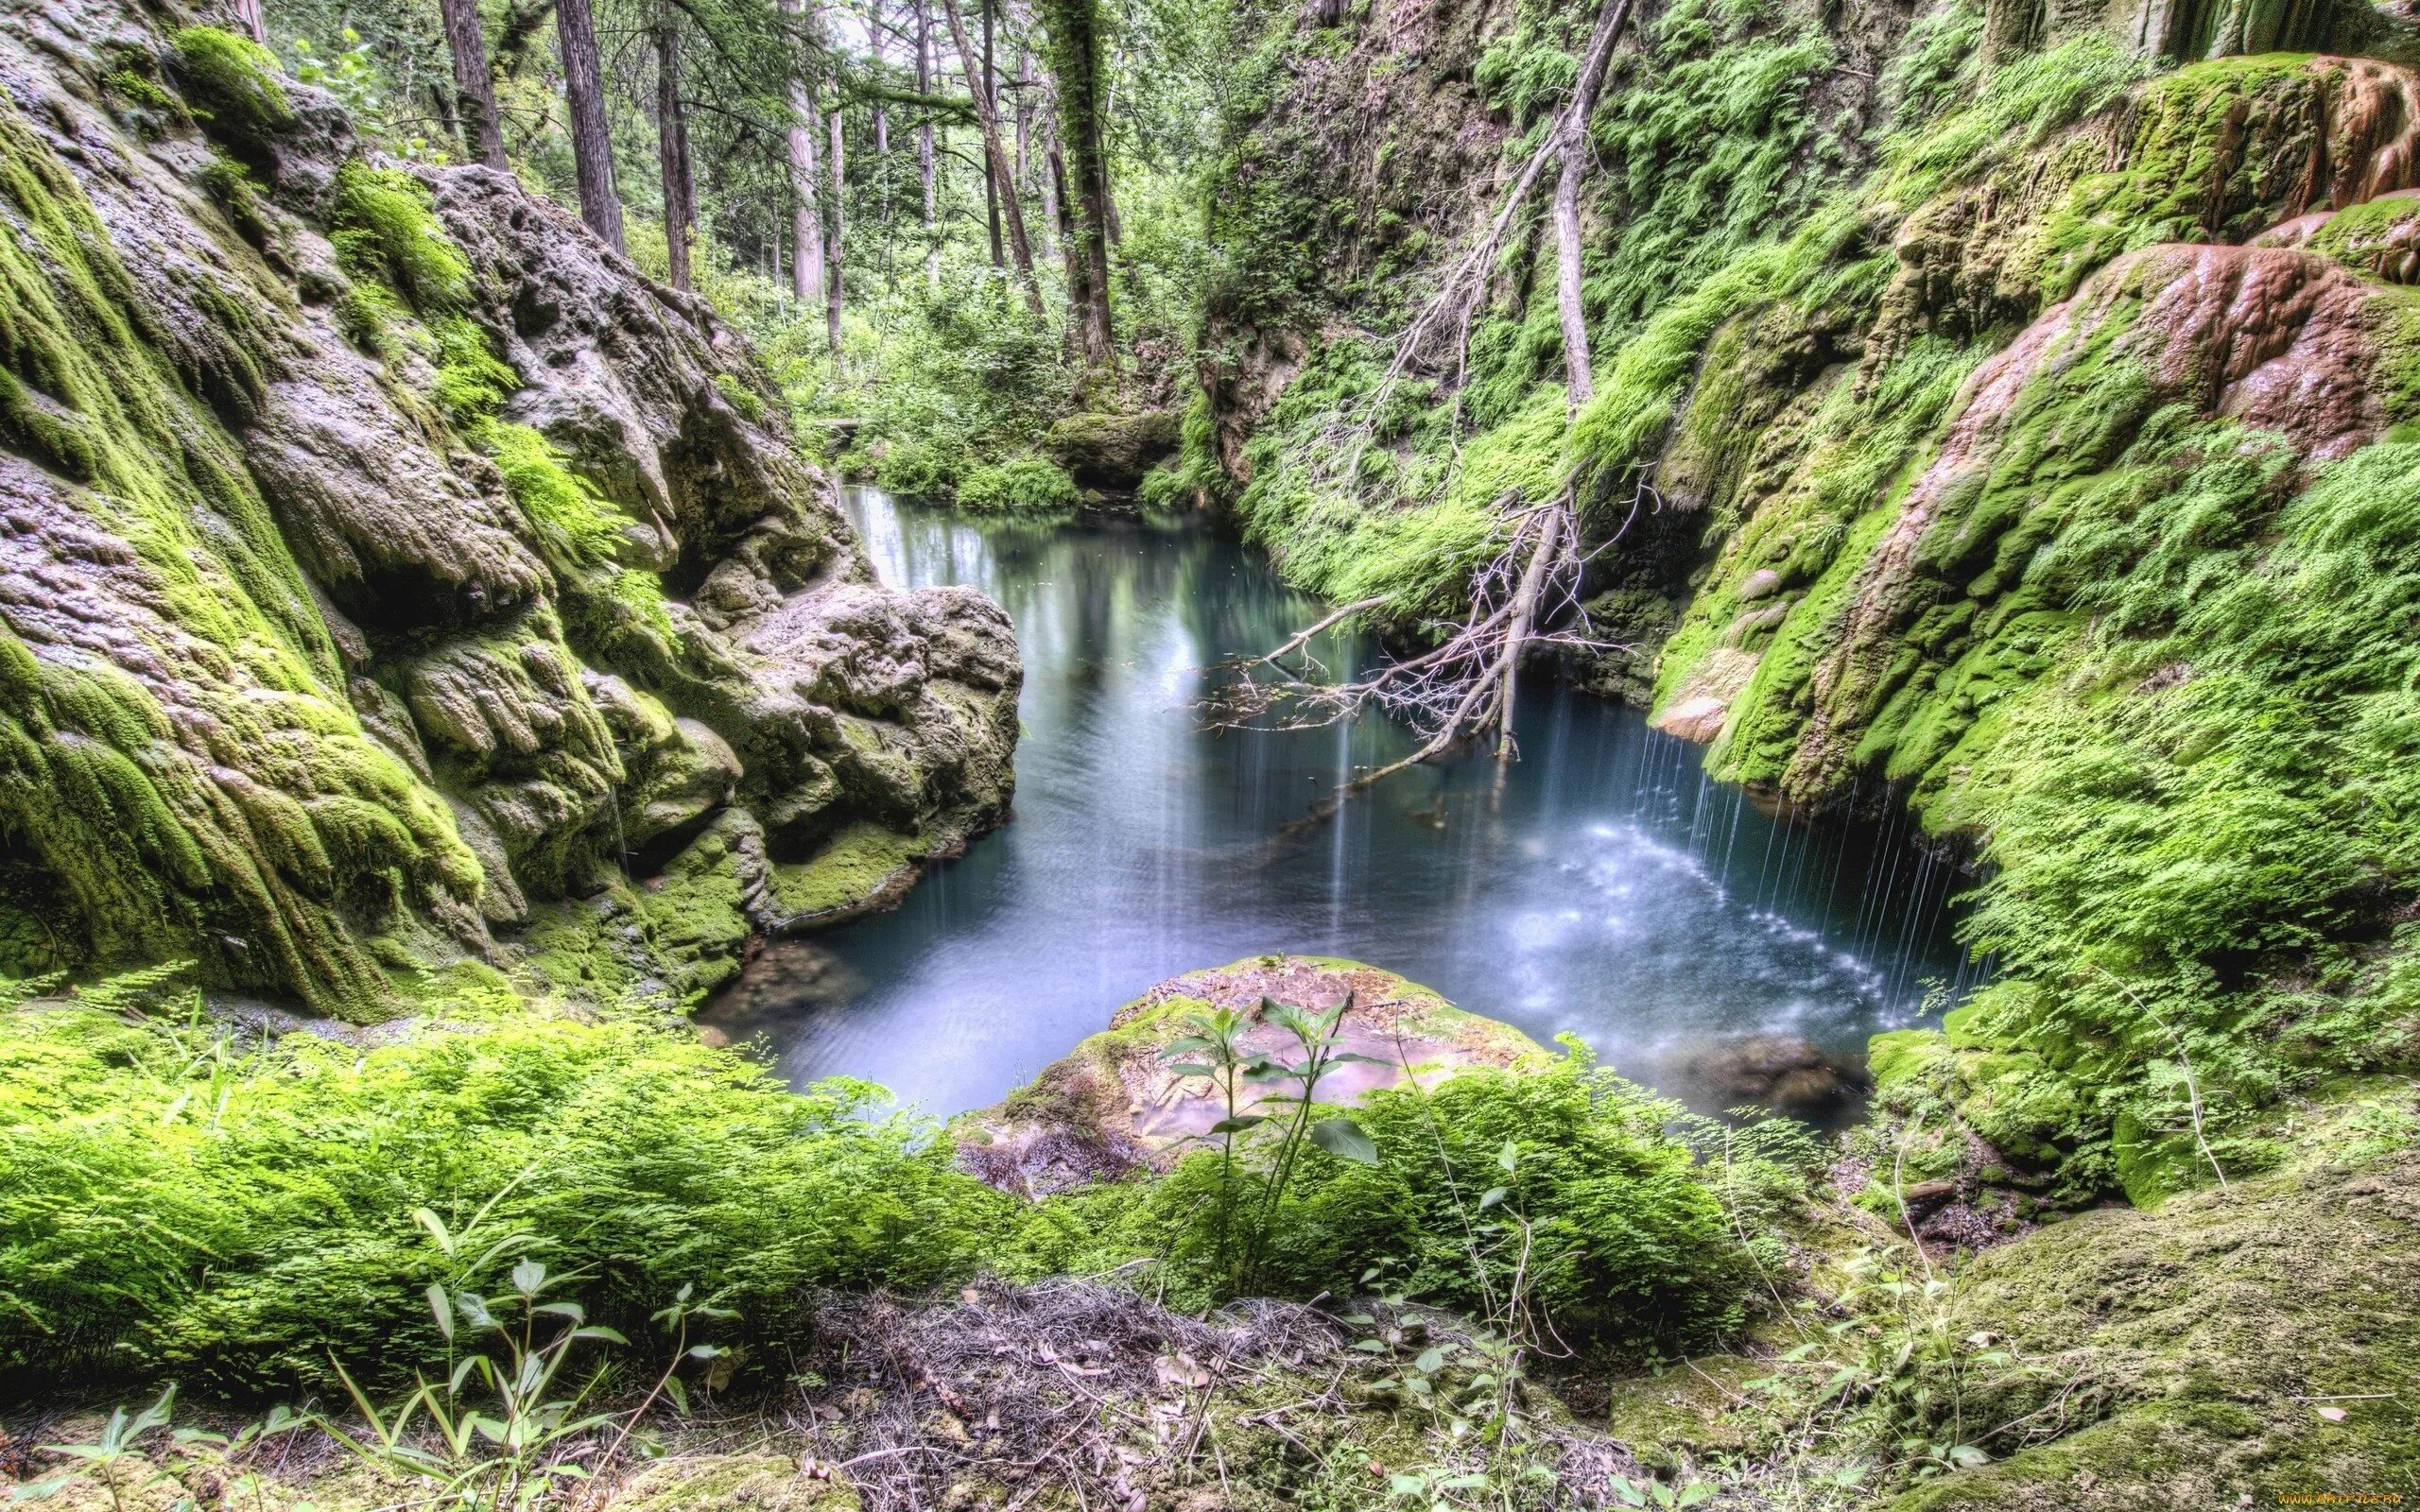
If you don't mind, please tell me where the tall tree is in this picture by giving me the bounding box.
[229,0,267,43]
[783,0,829,314]
[440,0,508,169]
[655,9,695,290]
[825,102,846,363]
[915,0,940,287]
[557,0,626,251]
[1039,0,1112,370]
[980,0,1002,267]
[941,0,1044,318]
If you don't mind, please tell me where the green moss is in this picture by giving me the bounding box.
[486,421,624,569]
[765,821,927,923]
[515,818,754,1009]
[169,27,293,147]
[712,370,766,423]
[330,163,470,315]
[0,95,481,1019]
[1888,1151,2420,1507]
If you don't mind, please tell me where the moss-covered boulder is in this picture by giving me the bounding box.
[955,955,1547,1196]
[1043,409,1181,488]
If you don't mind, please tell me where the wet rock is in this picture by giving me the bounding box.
[1673,1033,1867,1120]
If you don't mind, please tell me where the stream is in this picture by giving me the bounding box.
[700,489,1983,1120]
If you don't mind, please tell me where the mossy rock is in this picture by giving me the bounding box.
[1603,1353,1772,1472]
[1889,1152,2420,1509]
[954,955,1549,1196]
[766,820,933,927]
[1869,1028,2087,1176]
[1044,409,1181,488]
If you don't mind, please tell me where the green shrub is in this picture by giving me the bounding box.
[1001,1048,1753,1353]
[957,455,1081,513]
[0,996,1011,1394]
[874,438,964,498]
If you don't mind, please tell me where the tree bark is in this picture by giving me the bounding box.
[1013,42,1030,190]
[556,0,626,252]
[655,13,695,290]
[783,0,828,312]
[980,0,1003,267]
[229,0,267,44]
[916,0,940,288]
[942,0,1046,318]
[1036,109,1060,256]
[826,104,846,366]
[1042,0,1114,370]
[1495,508,1564,760]
[1552,0,1632,411]
[1047,138,1091,356]
[440,0,508,169]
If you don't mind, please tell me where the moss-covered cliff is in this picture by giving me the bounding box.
[1196,0,2420,1221]
[0,1,1019,1022]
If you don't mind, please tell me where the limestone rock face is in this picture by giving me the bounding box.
[0,1,1018,1017]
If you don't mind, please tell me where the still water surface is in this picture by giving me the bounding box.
[704,490,1981,1117]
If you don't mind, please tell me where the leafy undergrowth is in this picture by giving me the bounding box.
[0,969,1787,1400]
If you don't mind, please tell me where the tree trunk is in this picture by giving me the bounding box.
[916,0,940,288]
[980,0,1003,267]
[1047,138,1090,357]
[1013,43,1030,190]
[655,14,695,291]
[556,0,625,252]
[783,0,828,312]
[1495,508,1564,760]
[942,0,1046,318]
[228,0,267,44]
[440,0,508,169]
[826,104,846,367]
[1037,110,1060,256]
[1042,0,1114,370]
[1552,0,1632,411]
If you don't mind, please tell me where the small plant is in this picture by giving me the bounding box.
[10,1387,179,1512]
[318,1205,731,1511]
[1159,994,1382,1291]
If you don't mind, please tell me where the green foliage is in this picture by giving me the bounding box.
[320,1238,728,1512]
[0,991,1009,1393]
[486,421,623,571]
[1006,1045,1752,1354]
[957,455,1082,513]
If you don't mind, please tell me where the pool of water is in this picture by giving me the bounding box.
[700,490,1982,1119]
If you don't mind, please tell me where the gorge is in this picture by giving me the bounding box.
[2,0,2418,1504]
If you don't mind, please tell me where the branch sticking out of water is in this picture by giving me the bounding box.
[1205,491,1631,833]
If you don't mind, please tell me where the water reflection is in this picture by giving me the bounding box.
[702,490,1983,1118]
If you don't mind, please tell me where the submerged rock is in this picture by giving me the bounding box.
[954,955,1546,1197]
[1668,1032,1868,1121]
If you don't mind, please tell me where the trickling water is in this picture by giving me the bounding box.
[701,490,1982,1119]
